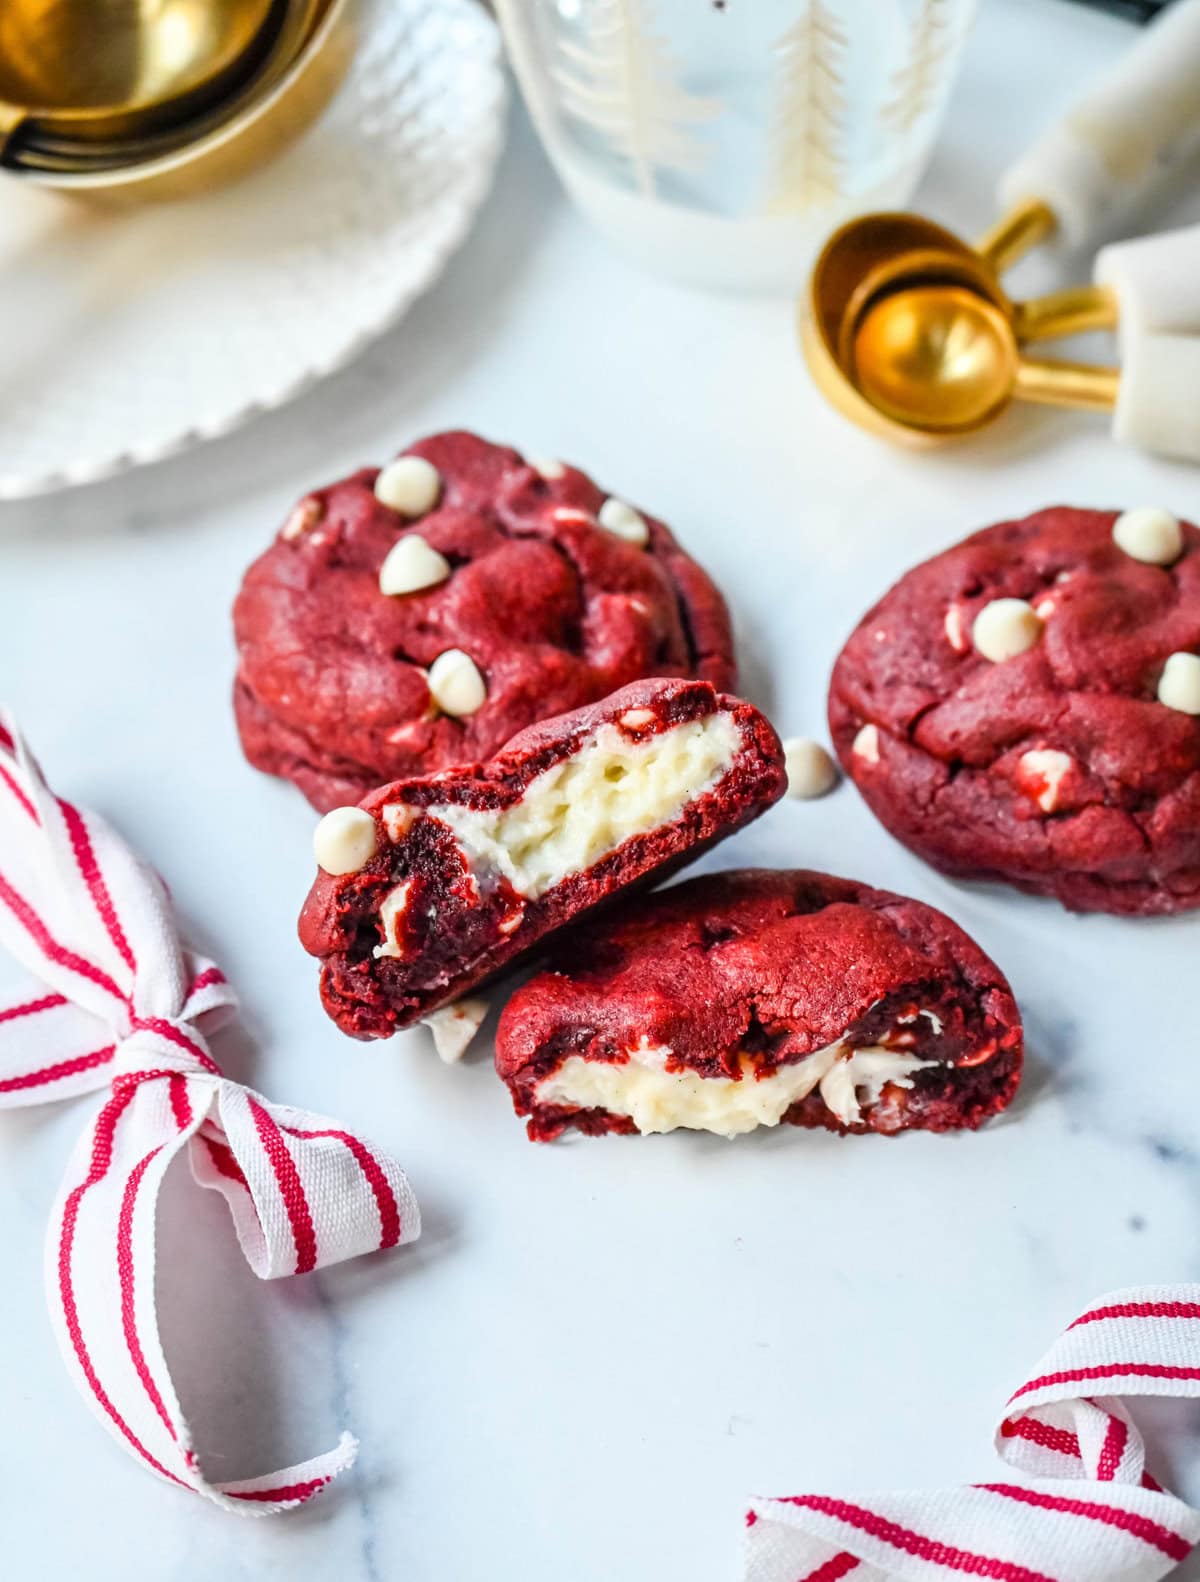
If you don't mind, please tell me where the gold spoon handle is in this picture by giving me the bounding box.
[0,99,26,157]
[1013,284,1119,344]
[975,198,1058,274]
[1014,358,1120,413]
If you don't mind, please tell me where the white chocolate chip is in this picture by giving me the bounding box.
[313,806,377,875]
[943,605,969,653]
[427,649,486,717]
[381,802,415,842]
[553,506,595,526]
[282,496,323,540]
[422,998,489,1063]
[972,598,1044,663]
[1018,748,1073,813]
[783,737,839,799]
[374,455,442,517]
[1113,506,1183,567]
[530,457,565,480]
[619,707,656,730]
[378,534,451,597]
[374,880,414,959]
[1158,651,1200,715]
[598,497,649,546]
[852,724,880,764]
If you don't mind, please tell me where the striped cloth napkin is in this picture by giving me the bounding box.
[0,713,419,1513]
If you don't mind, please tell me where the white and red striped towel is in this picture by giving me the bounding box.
[0,714,419,1513]
[746,1290,1200,1582]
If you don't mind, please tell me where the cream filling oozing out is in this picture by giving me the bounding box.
[416,714,740,901]
[535,1036,937,1138]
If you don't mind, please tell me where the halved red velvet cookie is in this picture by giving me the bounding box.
[829,505,1200,914]
[299,679,785,1040]
[234,431,736,812]
[496,869,1022,1141]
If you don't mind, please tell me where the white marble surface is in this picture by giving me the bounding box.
[3,1,1200,1576]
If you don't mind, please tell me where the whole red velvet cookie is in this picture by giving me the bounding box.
[829,505,1200,915]
[299,678,785,1041]
[496,869,1022,1141]
[234,431,736,811]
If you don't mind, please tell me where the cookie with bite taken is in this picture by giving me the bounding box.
[829,505,1200,915]
[233,431,736,812]
[495,869,1022,1141]
[299,678,785,1040]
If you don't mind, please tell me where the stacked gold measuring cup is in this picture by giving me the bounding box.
[0,0,350,199]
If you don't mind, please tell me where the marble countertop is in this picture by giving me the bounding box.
[3,1,1200,1576]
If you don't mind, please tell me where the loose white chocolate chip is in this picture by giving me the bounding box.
[313,806,377,875]
[374,455,442,517]
[378,534,451,597]
[1113,506,1183,567]
[598,497,650,546]
[1158,652,1200,715]
[783,737,839,799]
[972,598,1044,662]
[1018,748,1073,813]
[427,648,487,717]
[530,457,565,480]
[852,723,880,764]
[423,999,489,1064]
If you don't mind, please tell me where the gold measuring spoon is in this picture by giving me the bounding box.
[802,0,1200,446]
[0,0,283,155]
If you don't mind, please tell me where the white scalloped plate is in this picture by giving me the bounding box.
[0,0,507,501]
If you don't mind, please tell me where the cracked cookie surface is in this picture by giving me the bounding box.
[233,431,736,811]
[496,869,1022,1141]
[828,506,1200,914]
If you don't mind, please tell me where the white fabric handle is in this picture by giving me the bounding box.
[0,714,421,1513]
[746,1288,1200,1582]
[999,0,1200,252]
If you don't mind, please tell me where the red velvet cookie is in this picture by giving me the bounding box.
[234,431,736,811]
[299,678,785,1040]
[496,869,1022,1141]
[829,506,1200,915]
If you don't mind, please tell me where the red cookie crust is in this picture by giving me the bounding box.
[299,678,785,1039]
[496,869,1023,1141]
[234,431,736,811]
[829,506,1200,915]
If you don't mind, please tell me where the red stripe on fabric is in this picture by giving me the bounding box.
[128,1015,220,1075]
[779,1496,1056,1582]
[117,1146,177,1440]
[57,797,136,973]
[56,1086,187,1488]
[0,761,37,823]
[189,965,226,997]
[169,1074,192,1131]
[977,1483,1192,1563]
[999,1416,1081,1460]
[1144,1472,1164,1493]
[744,1510,757,1528]
[1010,1363,1200,1403]
[249,1099,317,1274]
[1097,1415,1128,1482]
[0,722,15,752]
[799,1555,860,1582]
[0,1044,114,1094]
[0,868,124,1002]
[284,1126,401,1249]
[202,1135,249,1188]
[1071,1302,1200,1329]
[227,1474,330,1504]
[0,990,67,1024]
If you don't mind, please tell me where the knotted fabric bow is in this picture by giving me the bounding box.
[746,1288,1200,1582]
[0,715,419,1513]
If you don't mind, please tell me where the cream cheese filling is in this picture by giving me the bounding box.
[419,714,740,900]
[536,1036,936,1138]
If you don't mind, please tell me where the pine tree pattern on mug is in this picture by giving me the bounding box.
[765,0,849,212]
[881,0,961,132]
[550,0,718,196]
